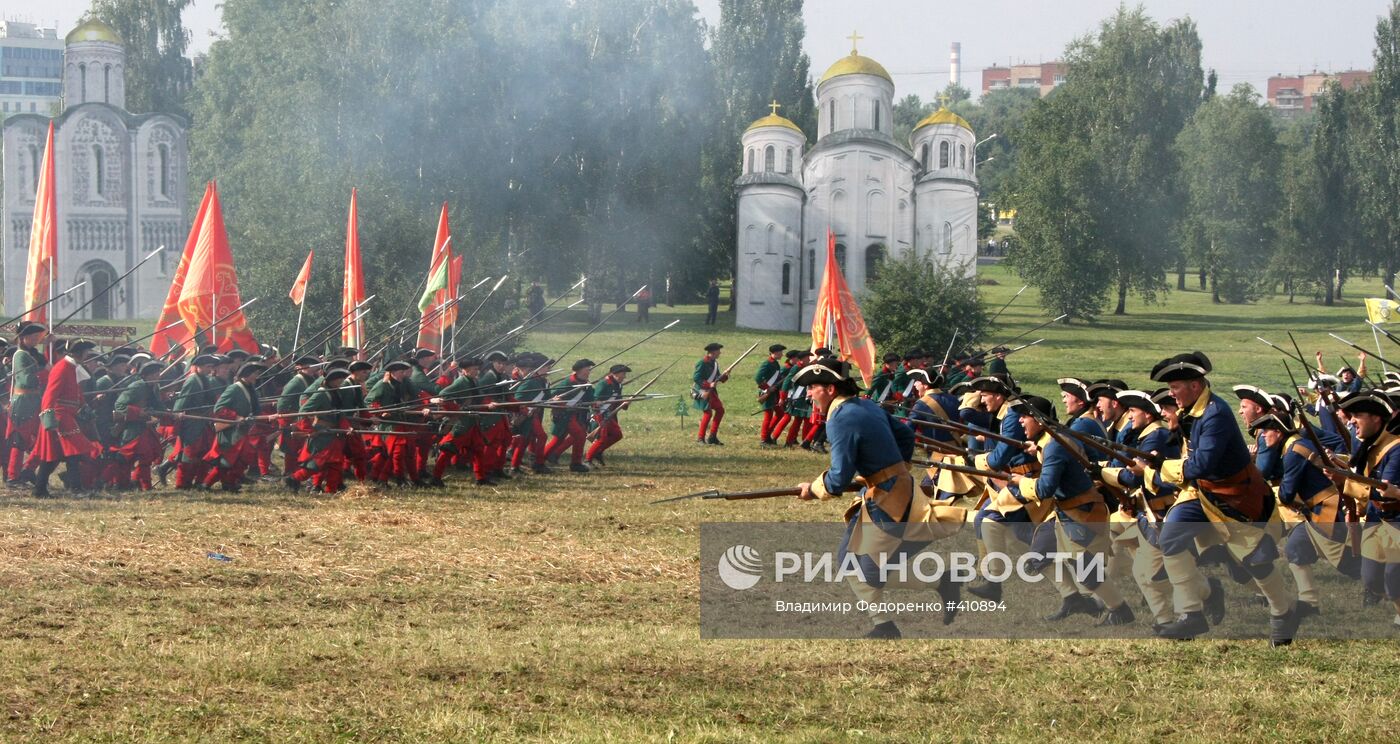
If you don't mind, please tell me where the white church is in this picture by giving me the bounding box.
[735,38,979,331]
[2,18,188,321]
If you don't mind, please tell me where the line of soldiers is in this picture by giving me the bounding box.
[1,323,641,496]
[788,349,1400,645]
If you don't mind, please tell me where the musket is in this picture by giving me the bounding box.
[986,284,1028,327]
[588,319,680,371]
[1053,423,1158,464]
[1279,359,1347,470]
[912,434,969,457]
[588,358,680,441]
[949,337,1046,369]
[469,278,586,354]
[719,341,761,379]
[910,458,1013,481]
[543,285,646,371]
[906,413,1024,449]
[650,486,803,505]
[1330,333,1400,372]
[52,247,163,332]
[1,280,85,329]
[1367,320,1400,350]
[255,296,377,388]
[1323,465,1392,493]
[441,275,511,352]
[951,315,1063,367]
[938,328,960,373]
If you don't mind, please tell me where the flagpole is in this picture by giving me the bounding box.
[1375,323,1388,375]
[292,298,307,353]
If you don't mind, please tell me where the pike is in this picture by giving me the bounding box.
[650,486,803,505]
[52,247,163,332]
[534,286,646,375]
[144,297,261,363]
[441,275,511,353]
[587,319,680,371]
[1367,320,1400,350]
[938,328,959,372]
[1,280,85,329]
[720,341,761,379]
[254,296,376,390]
[986,284,1028,326]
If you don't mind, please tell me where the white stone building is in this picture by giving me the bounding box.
[735,43,979,331]
[3,18,187,320]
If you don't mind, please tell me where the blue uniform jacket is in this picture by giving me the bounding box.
[1117,425,1179,492]
[1179,391,1252,482]
[1069,413,1110,464]
[1277,436,1333,510]
[982,402,1034,472]
[1027,435,1094,502]
[1255,434,1283,482]
[907,391,960,442]
[821,397,915,497]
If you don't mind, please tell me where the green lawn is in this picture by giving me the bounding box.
[1,264,1397,742]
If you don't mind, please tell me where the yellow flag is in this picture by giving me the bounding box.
[1366,298,1397,324]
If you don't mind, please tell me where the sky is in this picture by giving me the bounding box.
[20,0,1393,100]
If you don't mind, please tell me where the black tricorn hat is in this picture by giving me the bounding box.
[1150,352,1212,382]
[384,361,412,373]
[1339,390,1394,418]
[1057,377,1092,402]
[1009,395,1057,423]
[69,340,99,359]
[793,356,850,386]
[609,364,631,375]
[968,374,1014,397]
[1086,379,1128,399]
[1116,389,1160,416]
[139,361,165,376]
[882,352,901,364]
[906,368,944,388]
[1248,413,1296,435]
[349,360,374,372]
[1150,388,1178,409]
[769,343,787,354]
[1232,384,1273,411]
[236,362,267,378]
[572,358,596,372]
[191,354,220,367]
[294,355,321,367]
[17,322,45,337]
[413,348,438,360]
[704,342,724,353]
[484,350,509,362]
[324,368,352,384]
[457,357,483,369]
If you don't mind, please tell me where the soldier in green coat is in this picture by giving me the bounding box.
[6,322,48,484]
[172,354,219,489]
[277,356,321,477]
[206,362,265,491]
[691,342,729,445]
[113,361,166,491]
[755,344,786,446]
[543,358,595,472]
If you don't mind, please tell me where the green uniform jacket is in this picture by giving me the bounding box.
[9,347,44,423]
[754,358,783,411]
[592,375,624,425]
[438,374,480,434]
[278,373,314,415]
[866,366,896,402]
[366,377,409,426]
[780,364,812,418]
[300,386,346,456]
[691,357,721,411]
[113,378,162,446]
[410,367,441,397]
[172,373,213,442]
[213,381,260,449]
[548,374,593,436]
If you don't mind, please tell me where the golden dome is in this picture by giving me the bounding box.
[746,113,803,134]
[66,19,123,45]
[914,107,973,132]
[819,53,893,85]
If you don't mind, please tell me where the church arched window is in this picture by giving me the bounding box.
[78,63,87,102]
[939,141,950,169]
[834,243,847,274]
[807,248,816,290]
[942,222,953,254]
[28,145,39,191]
[920,143,929,170]
[764,145,775,172]
[872,100,881,131]
[158,144,171,199]
[959,144,967,170]
[782,262,792,296]
[829,99,836,131]
[785,148,793,174]
[104,64,112,104]
[746,148,755,173]
[766,224,776,254]
[93,145,105,198]
[865,244,886,282]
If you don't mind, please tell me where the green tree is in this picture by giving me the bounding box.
[862,253,987,356]
[1175,85,1280,303]
[893,93,935,146]
[87,0,194,116]
[957,87,1039,200]
[700,0,813,304]
[1352,1,1400,289]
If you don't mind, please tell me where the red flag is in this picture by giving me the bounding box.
[151,183,213,357]
[415,203,453,351]
[175,182,259,353]
[342,188,366,348]
[289,250,314,306]
[441,254,464,331]
[810,230,877,386]
[22,121,58,324]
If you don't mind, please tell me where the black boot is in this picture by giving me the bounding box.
[32,461,58,499]
[706,434,724,446]
[863,620,901,639]
[1044,593,1099,622]
[937,573,962,626]
[1270,607,1301,647]
[1295,600,1320,620]
[1204,577,1226,625]
[1097,602,1136,626]
[1155,611,1210,640]
[967,580,1002,602]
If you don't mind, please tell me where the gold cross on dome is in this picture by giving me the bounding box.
[938,91,951,108]
[847,30,863,54]
[768,100,782,116]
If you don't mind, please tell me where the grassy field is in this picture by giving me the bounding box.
[2,264,1399,742]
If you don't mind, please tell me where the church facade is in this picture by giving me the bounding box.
[2,18,188,321]
[735,42,979,331]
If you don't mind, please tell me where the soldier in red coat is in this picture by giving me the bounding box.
[33,340,101,497]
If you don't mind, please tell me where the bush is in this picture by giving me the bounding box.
[861,253,989,358]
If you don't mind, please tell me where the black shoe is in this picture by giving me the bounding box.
[428,477,446,488]
[1364,589,1383,608]
[759,438,776,447]
[493,469,512,480]
[1155,611,1210,640]
[475,478,496,487]
[32,483,52,499]
[967,580,1002,602]
[863,620,901,639]
[569,463,590,474]
[1270,607,1301,647]
[1225,559,1253,585]
[1098,602,1136,626]
[936,574,962,626]
[799,440,813,451]
[593,453,606,467]
[1044,593,1099,622]
[783,442,799,449]
[1295,600,1320,620]
[706,435,724,446]
[1204,577,1226,625]
[532,464,552,475]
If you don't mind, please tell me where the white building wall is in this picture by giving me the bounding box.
[735,183,804,331]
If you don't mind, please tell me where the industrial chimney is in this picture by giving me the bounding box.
[950,42,962,88]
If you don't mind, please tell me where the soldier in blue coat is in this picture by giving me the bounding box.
[966,374,1039,602]
[1334,391,1400,623]
[796,357,965,637]
[1130,352,1300,646]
